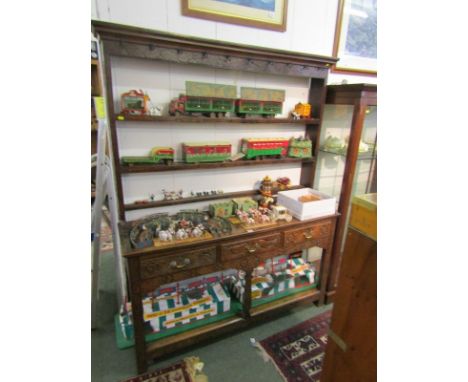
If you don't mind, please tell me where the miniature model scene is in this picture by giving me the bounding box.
[118,81,312,120]
[225,254,318,306]
[118,270,238,341]
[129,211,232,249]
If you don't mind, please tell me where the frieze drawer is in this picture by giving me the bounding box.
[284,221,332,249]
[220,233,281,262]
[140,246,217,279]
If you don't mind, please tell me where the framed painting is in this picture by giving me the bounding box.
[181,0,288,32]
[332,0,377,75]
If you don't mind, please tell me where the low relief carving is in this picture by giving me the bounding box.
[105,41,325,78]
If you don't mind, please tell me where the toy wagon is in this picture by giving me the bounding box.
[182,142,231,163]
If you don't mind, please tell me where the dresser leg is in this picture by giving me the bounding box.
[137,356,148,374]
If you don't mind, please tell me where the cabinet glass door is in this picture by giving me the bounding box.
[314,104,377,249]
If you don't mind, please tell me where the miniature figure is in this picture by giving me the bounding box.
[158,229,173,241]
[271,205,293,222]
[162,189,183,201]
[149,104,163,116]
[275,177,291,190]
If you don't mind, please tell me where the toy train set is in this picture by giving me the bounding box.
[121,137,312,165]
[120,81,311,119]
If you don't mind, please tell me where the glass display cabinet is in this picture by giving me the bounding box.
[314,84,377,301]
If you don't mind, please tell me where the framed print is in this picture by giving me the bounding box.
[182,0,288,32]
[332,0,377,75]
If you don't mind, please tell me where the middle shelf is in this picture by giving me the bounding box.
[125,184,306,211]
[120,157,315,174]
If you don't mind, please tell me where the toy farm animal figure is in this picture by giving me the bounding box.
[176,229,189,240]
[191,225,204,238]
[158,230,173,241]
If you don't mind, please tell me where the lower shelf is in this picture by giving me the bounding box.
[114,285,319,350]
[115,301,243,350]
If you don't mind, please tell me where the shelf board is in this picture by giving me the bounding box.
[124,185,306,211]
[115,114,320,125]
[319,148,376,160]
[250,288,320,317]
[121,157,314,174]
[145,315,246,358]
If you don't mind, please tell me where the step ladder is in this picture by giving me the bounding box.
[91,51,128,329]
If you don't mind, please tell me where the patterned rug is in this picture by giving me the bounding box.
[120,357,207,382]
[258,310,332,382]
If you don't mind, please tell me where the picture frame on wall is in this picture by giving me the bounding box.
[332,0,377,75]
[181,0,288,32]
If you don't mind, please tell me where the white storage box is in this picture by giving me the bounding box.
[277,188,336,220]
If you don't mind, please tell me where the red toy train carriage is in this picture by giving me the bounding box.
[182,142,232,163]
[241,138,289,159]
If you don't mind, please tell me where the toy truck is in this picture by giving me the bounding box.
[169,81,236,117]
[121,147,174,165]
[236,87,285,118]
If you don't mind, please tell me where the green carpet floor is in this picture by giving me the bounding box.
[92,251,332,382]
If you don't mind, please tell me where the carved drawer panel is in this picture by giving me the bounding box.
[140,246,217,279]
[284,221,332,250]
[220,233,281,262]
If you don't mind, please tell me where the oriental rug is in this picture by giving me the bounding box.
[258,310,332,382]
[120,357,207,382]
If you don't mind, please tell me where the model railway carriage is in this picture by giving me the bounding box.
[183,142,232,163]
[121,147,174,165]
[236,87,285,118]
[241,138,289,159]
[169,81,236,117]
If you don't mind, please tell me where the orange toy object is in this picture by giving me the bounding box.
[293,102,312,118]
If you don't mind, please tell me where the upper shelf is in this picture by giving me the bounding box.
[121,157,314,174]
[115,114,320,125]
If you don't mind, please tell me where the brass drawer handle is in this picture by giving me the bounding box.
[245,244,258,253]
[170,258,191,269]
[304,231,313,239]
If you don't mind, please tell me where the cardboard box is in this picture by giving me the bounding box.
[277,188,336,220]
[120,282,231,337]
[350,193,377,240]
[228,258,316,303]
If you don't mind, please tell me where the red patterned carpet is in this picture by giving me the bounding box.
[258,310,332,382]
[120,360,193,382]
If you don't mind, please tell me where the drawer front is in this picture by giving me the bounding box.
[140,246,217,279]
[220,233,281,262]
[284,221,332,249]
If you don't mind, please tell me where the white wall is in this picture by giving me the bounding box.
[91,0,376,85]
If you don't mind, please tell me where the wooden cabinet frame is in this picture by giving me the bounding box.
[323,84,377,302]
